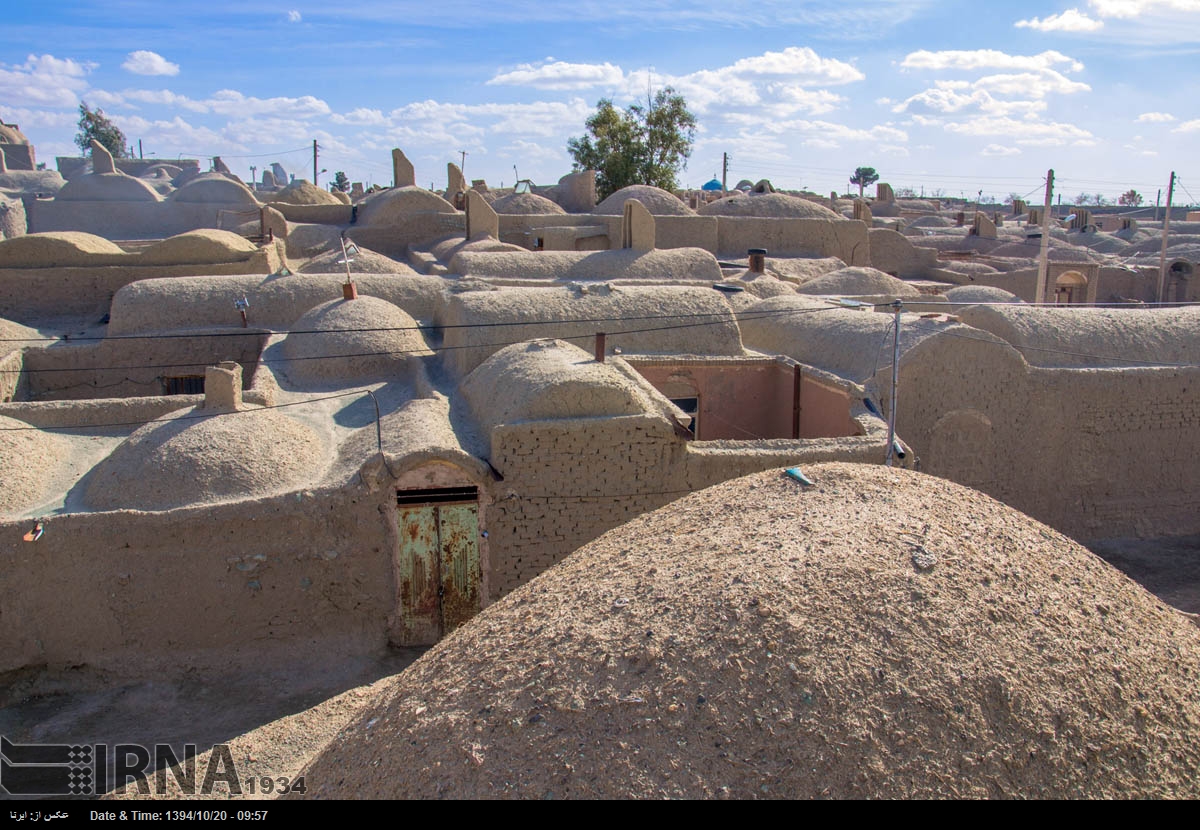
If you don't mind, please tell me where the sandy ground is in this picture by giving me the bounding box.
[1,531,1196,801]
[0,649,424,800]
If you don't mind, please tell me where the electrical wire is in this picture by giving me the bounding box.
[0,305,869,423]
[0,389,363,432]
[0,312,802,376]
[170,146,312,160]
[3,298,1198,379]
[903,316,1200,369]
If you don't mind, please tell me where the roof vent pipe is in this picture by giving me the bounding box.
[748,248,767,273]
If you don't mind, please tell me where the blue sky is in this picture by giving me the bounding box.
[2,0,1198,203]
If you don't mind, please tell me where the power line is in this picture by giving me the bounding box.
[0,389,363,432]
[170,146,312,160]
[0,304,855,346]
[4,299,1198,379]
[904,316,1200,369]
[0,304,867,379]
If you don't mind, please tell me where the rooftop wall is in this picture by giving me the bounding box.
[29,199,276,240]
[439,284,744,377]
[0,483,395,675]
[881,328,1200,541]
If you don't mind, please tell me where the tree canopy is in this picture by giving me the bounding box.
[1118,189,1144,207]
[567,88,697,200]
[332,171,351,193]
[849,166,879,198]
[75,102,128,159]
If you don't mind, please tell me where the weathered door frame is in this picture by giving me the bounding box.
[393,485,483,645]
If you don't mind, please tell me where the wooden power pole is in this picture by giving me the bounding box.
[312,140,319,187]
[1157,171,1176,302]
[1035,168,1055,305]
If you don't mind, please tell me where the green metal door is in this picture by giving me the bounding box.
[395,490,481,644]
[437,503,481,635]
[397,504,442,644]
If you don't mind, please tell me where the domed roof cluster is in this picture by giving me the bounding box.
[84,405,325,512]
[281,295,433,385]
[490,192,566,215]
[699,192,839,219]
[0,415,69,515]
[796,266,923,298]
[594,185,694,216]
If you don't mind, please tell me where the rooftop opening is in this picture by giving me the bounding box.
[626,356,860,441]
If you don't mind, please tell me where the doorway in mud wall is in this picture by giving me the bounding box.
[395,486,481,644]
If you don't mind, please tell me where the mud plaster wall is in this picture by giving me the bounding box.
[628,358,855,441]
[18,331,268,400]
[0,349,23,401]
[482,411,889,597]
[715,217,870,264]
[106,273,446,335]
[632,359,795,439]
[0,484,396,676]
[0,258,277,324]
[347,215,468,258]
[884,334,1200,541]
[272,203,353,225]
[30,201,281,240]
[501,215,868,264]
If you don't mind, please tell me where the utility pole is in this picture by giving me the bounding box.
[1155,189,1162,222]
[1035,169,1055,305]
[250,165,257,187]
[1157,171,1176,302]
[312,140,319,187]
[885,300,903,467]
[138,139,143,160]
[722,152,729,195]
[459,150,468,176]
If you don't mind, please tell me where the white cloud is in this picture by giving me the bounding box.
[900,49,1084,74]
[1135,111,1176,122]
[488,60,624,90]
[485,47,862,117]
[121,51,180,77]
[0,54,93,108]
[981,144,1021,156]
[1173,119,1200,132]
[972,71,1090,97]
[758,117,908,144]
[939,115,1095,143]
[762,84,843,116]
[113,114,237,153]
[895,87,1048,118]
[121,89,207,112]
[1088,0,1200,18]
[721,47,864,85]
[0,106,77,129]
[331,107,388,126]
[497,139,565,164]
[205,89,331,118]
[388,98,592,139]
[287,10,302,22]
[1015,9,1104,32]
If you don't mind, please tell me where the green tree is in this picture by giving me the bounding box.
[75,102,128,158]
[849,166,879,198]
[1118,188,1143,207]
[331,171,350,193]
[567,87,697,200]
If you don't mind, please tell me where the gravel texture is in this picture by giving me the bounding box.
[298,463,1200,799]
